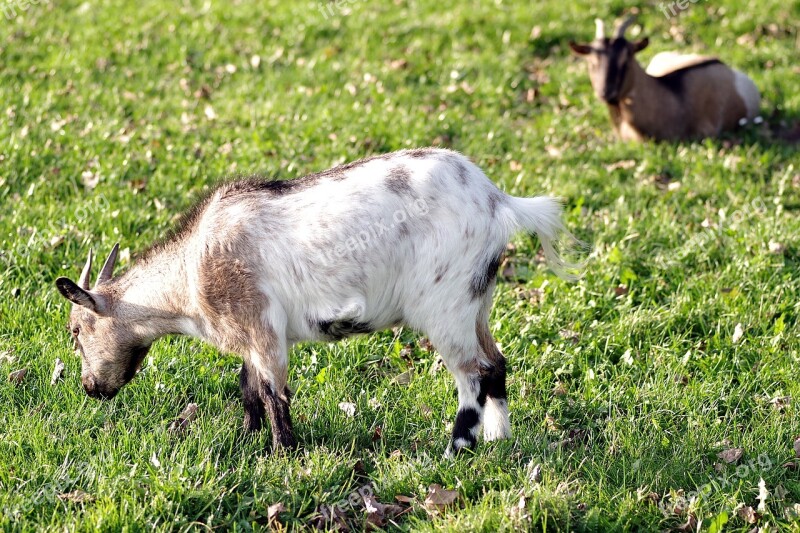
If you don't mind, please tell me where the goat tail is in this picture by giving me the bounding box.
[504,195,584,280]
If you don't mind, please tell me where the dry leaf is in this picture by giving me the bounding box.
[9,368,28,385]
[0,350,15,364]
[169,403,198,432]
[553,382,567,396]
[392,369,413,385]
[51,358,65,385]
[794,437,800,458]
[785,503,800,520]
[718,448,744,464]
[559,329,580,344]
[768,241,785,254]
[605,159,636,172]
[267,502,286,523]
[530,463,542,483]
[81,170,99,189]
[57,490,94,503]
[424,484,459,512]
[757,478,769,512]
[338,402,356,417]
[737,506,759,524]
[732,323,745,344]
[250,55,261,69]
[394,495,414,504]
[676,514,697,532]
[363,493,404,528]
[771,396,791,411]
[204,104,217,120]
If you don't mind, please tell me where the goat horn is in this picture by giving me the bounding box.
[96,242,119,286]
[78,249,93,290]
[594,18,605,40]
[614,16,636,38]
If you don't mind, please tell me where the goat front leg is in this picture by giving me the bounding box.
[240,361,266,432]
[240,311,297,450]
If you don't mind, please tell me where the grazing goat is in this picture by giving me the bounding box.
[569,18,760,141]
[55,148,575,455]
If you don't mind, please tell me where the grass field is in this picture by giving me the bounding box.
[1,0,799,530]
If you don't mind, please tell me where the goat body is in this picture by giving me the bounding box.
[56,148,572,454]
[570,18,760,141]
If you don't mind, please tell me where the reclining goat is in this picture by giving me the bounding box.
[55,148,575,455]
[569,17,760,141]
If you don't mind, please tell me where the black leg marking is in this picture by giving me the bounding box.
[451,407,480,452]
[262,385,297,450]
[480,357,507,402]
[240,363,265,432]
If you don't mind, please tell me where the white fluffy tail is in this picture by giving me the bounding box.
[505,196,582,280]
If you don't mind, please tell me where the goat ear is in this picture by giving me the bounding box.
[632,37,649,53]
[569,41,592,56]
[56,277,98,312]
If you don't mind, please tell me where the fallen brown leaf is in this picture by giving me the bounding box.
[267,502,286,524]
[676,514,697,532]
[795,437,800,458]
[605,159,636,172]
[338,402,356,417]
[424,484,459,512]
[363,493,404,528]
[57,490,94,503]
[771,396,791,411]
[9,368,28,385]
[718,447,744,464]
[51,358,65,385]
[737,505,759,524]
[168,403,198,432]
[394,495,414,504]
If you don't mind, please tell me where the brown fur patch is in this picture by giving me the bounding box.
[476,319,504,365]
[197,252,274,354]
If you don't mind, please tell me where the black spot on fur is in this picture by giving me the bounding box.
[454,160,469,185]
[405,147,436,159]
[487,192,502,218]
[469,249,504,299]
[386,166,413,195]
[316,319,373,340]
[653,59,723,97]
[452,407,480,447]
[397,222,410,237]
[434,263,449,283]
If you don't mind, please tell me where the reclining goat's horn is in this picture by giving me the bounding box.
[595,18,605,40]
[614,16,635,38]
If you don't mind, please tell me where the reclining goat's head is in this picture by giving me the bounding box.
[55,244,150,400]
[569,17,649,105]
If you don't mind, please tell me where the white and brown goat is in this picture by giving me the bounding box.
[569,18,760,141]
[56,148,575,455]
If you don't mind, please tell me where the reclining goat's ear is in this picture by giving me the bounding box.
[56,277,100,312]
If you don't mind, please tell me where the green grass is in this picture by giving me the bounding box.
[1,0,799,530]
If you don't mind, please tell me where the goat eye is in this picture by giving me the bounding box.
[72,326,80,336]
